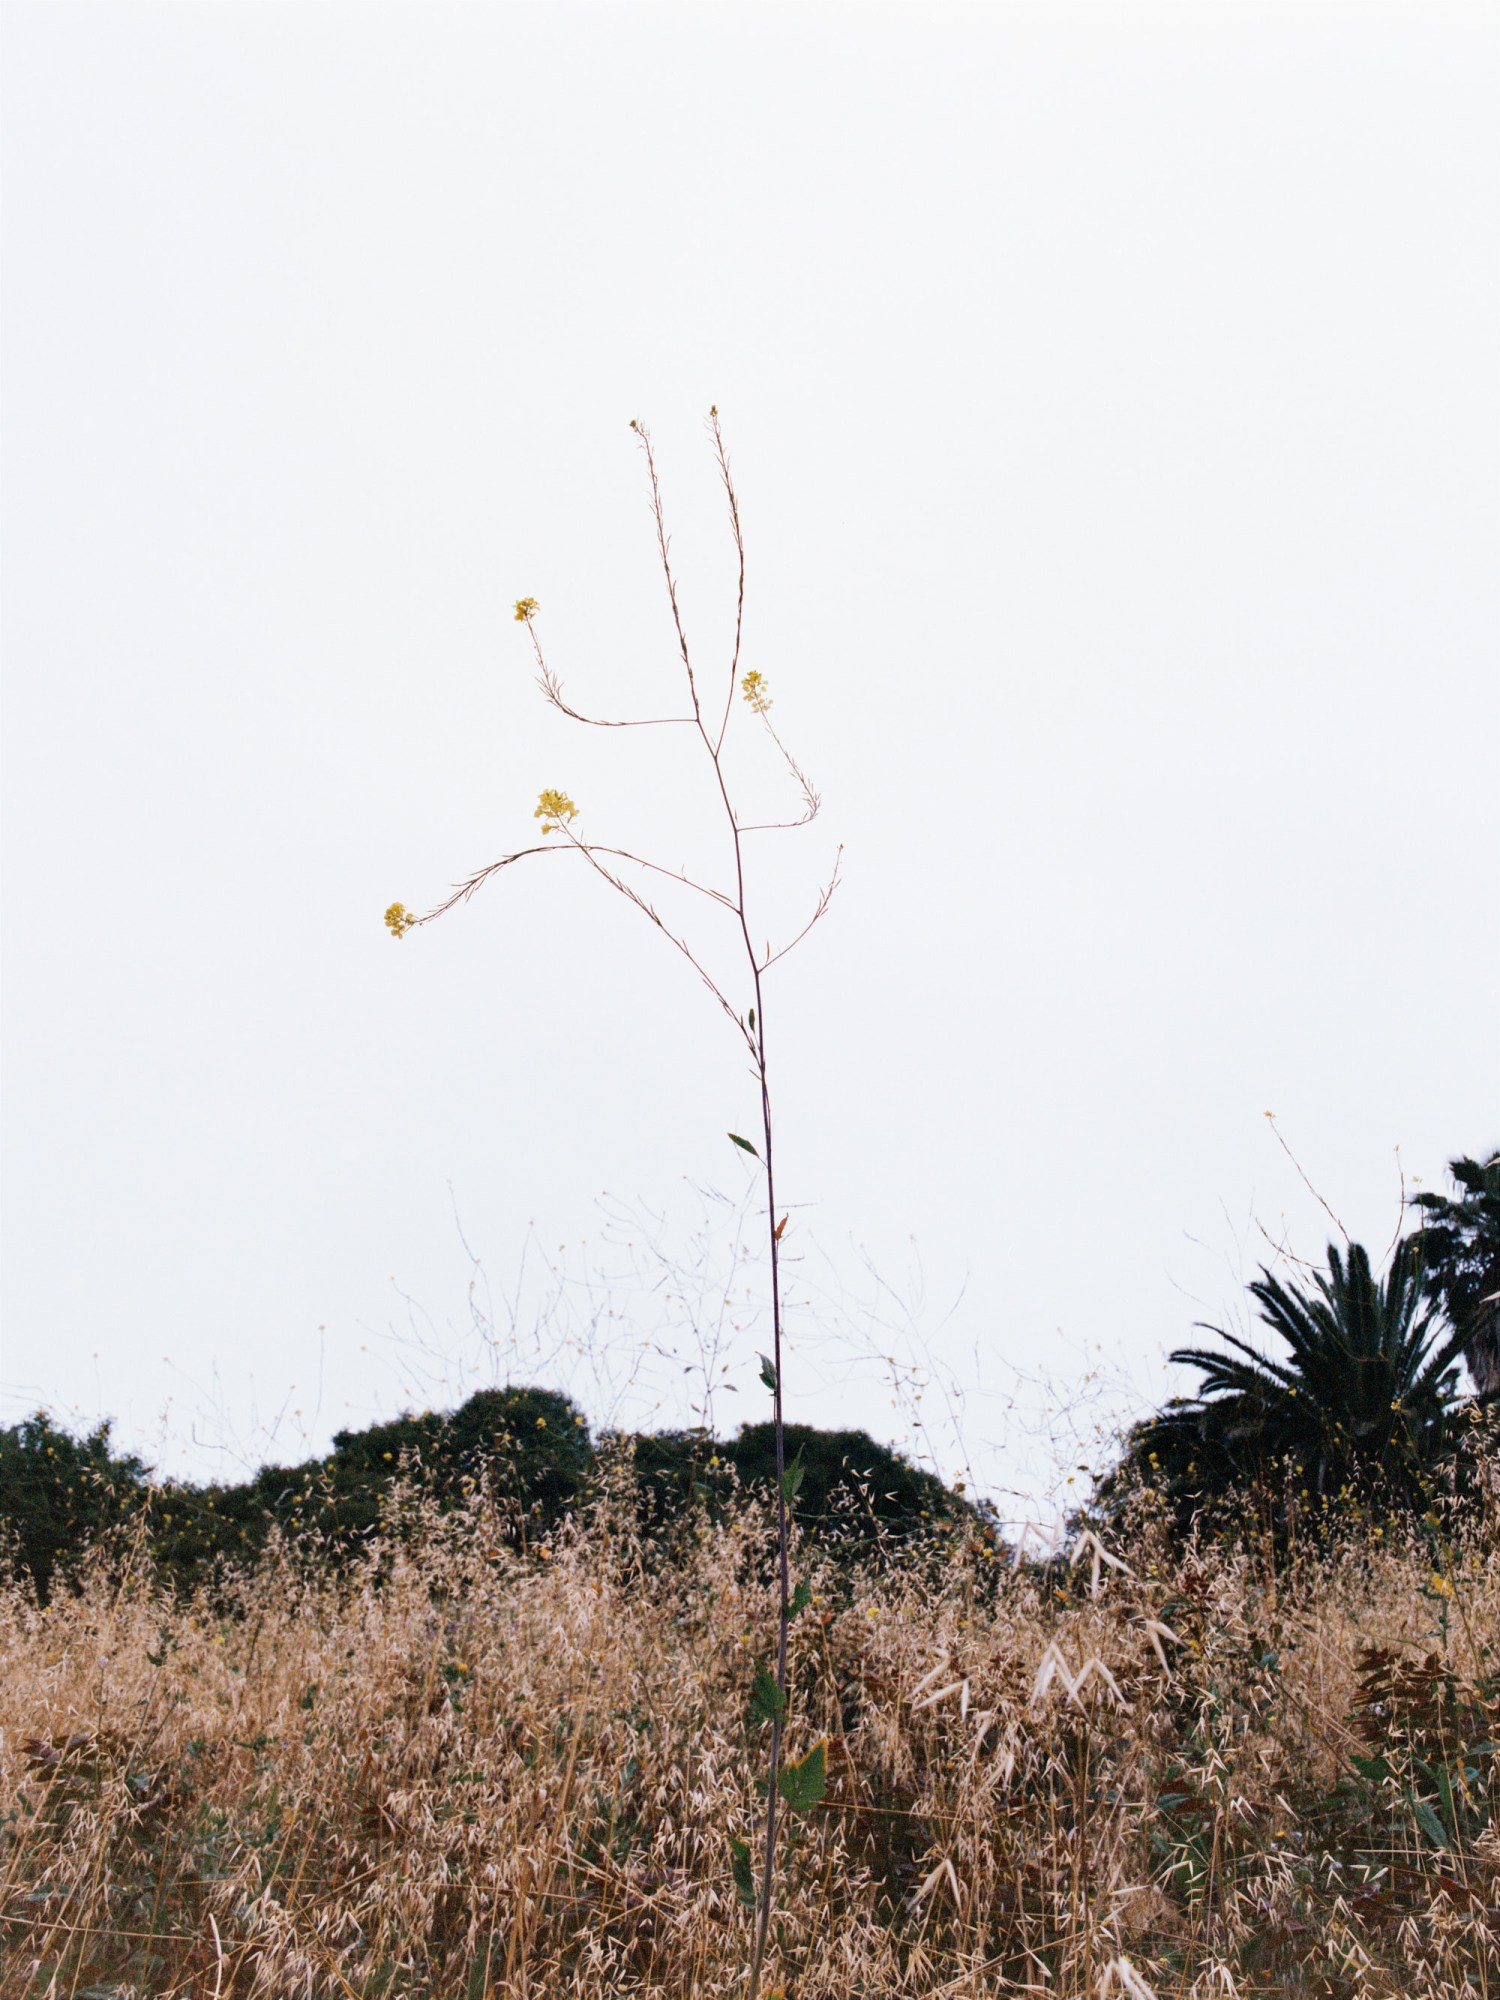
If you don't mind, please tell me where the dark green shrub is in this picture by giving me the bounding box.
[614,1428,733,1537]
[608,1420,973,1557]
[149,1386,596,1591]
[0,1411,148,1602]
[1,1392,975,1597]
[145,1474,277,1593]
[597,1421,981,1579]
[730,1421,971,1552]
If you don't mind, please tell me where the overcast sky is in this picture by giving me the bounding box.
[3,2,1496,1525]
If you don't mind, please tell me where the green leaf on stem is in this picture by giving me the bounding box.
[778,1740,828,1815]
[781,1458,805,1504]
[758,1354,778,1393]
[1413,1795,1449,1850]
[750,1662,788,1725]
[730,1835,756,1910]
[728,1132,761,1160]
[790,1578,813,1618]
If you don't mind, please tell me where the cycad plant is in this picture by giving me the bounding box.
[1134,1237,1466,1523]
[385,414,838,1998]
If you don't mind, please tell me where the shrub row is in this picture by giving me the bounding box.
[0,1389,977,1601]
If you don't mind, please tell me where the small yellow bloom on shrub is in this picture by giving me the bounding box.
[513,597,540,623]
[384,902,417,939]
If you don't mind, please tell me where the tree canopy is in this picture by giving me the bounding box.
[1103,1236,1467,1533]
[1409,1149,1500,1395]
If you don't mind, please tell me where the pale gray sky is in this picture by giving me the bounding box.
[3,2,1496,1523]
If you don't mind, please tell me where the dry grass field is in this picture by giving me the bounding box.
[3,1480,1499,1999]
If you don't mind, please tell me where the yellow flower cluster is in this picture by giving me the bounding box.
[741,669,772,715]
[384,902,418,939]
[513,597,540,623]
[535,788,579,834]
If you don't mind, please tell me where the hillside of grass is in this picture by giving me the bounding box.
[4,1458,1500,1997]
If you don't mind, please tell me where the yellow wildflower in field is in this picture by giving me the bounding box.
[535,788,579,834]
[741,669,772,715]
[513,597,540,623]
[384,902,417,939]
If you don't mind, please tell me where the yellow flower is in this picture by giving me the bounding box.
[741,669,772,716]
[513,597,540,623]
[535,788,579,834]
[384,901,418,939]
[1430,1573,1454,1597]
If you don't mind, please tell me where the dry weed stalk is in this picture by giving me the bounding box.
[383,415,838,1995]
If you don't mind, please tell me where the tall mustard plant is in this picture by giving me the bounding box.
[386,412,839,1997]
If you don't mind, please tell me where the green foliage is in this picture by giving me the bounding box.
[749,1662,787,1725]
[1300,1639,1500,1909]
[163,1386,596,1590]
[776,1739,827,1815]
[319,1384,595,1535]
[0,1388,595,1601]
[729,1835,756,1911]
[616,1428,732,1539]
[144,1473,280,1590]
[613,1420,973,1557]
[1104,1238,1467,1534]
[0,1411,147,1602]
[730,1422,969,1551]
[1410,1148,1500,1395]
[1,1395,971,1599]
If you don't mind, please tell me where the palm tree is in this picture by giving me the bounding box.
[1409,1151,1500,1396]
[1130,1237,1466,1519]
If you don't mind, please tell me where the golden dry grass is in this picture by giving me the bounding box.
[3,1478,1499,1999]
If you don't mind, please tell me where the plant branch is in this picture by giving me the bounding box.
[633,420,702,726]
[759,848,844,972]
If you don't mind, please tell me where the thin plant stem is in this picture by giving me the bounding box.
[389,413,837,2000]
